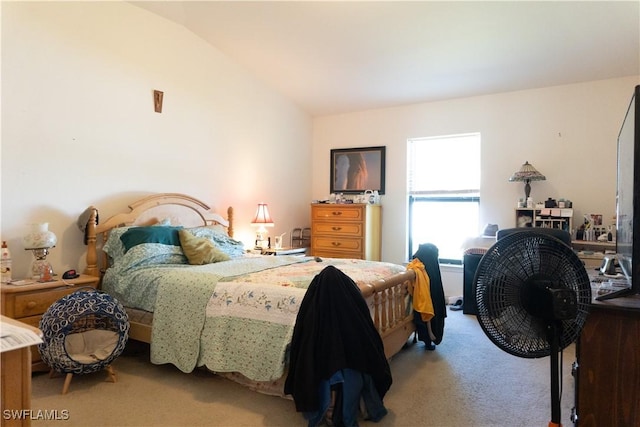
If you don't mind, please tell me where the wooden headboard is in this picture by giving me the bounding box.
[83,193,234,277]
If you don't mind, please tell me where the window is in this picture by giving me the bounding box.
[407,133,481,264]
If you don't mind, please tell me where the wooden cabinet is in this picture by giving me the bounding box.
[574,299,640,426]
[310,204,381,260]
[1,316,41,427]
[515,207,573,231]
[1,275,100,372]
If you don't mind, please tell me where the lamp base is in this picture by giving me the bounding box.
[28,248,54,282]
[31,259,54,282]
[255,228,270,250]
[524,179,531,200]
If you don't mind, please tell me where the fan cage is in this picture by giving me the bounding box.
[38,288,129,375]
[474,232,591,359]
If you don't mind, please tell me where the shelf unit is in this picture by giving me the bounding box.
[515,208,573,232]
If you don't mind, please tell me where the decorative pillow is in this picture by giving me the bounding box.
[103,221,177,261]
[120,226,183,253]
[178,229,230,265]
[187,226,245,258]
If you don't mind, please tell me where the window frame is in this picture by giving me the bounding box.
[408,194,480,265]
[407,133,481,264]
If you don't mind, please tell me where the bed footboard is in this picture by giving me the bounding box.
[359,269,416,358]
[115,269,417,359]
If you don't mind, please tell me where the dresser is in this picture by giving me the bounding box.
[310,203,381,260]
[1,275,100,372]
[573,293,640,426]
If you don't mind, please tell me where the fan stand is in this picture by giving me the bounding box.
[474,230,591,427]
[547,322,562,427]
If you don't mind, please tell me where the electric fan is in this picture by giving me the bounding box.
[474,230,591,427]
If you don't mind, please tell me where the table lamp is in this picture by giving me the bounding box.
[509,161,546,200]
[251,203,274,249]
[23,223,57,282]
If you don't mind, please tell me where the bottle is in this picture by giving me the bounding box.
[1,241,12,283]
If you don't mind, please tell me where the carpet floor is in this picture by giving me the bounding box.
[31,309,576,426]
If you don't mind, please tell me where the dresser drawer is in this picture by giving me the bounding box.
[313,249,363,260]
[17,315,44,364]
[312,206,364,222]
[312,236,363,253]
[13,287,77,318]
[312,222,363,237]
[17,314,42,328]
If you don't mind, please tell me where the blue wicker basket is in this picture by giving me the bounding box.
[38,288,129,375]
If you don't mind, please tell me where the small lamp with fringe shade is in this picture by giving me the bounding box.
[509,161,546,200]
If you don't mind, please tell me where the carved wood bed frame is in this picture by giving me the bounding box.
[83,193,416,359]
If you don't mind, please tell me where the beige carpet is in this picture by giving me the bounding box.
[31,310,576,427]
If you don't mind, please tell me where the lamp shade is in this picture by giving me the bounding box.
[509,161,546,200]
[23,223,57,249]
[251,203,274,226]
[509,161,546,183]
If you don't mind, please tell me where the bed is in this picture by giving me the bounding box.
[82,193,417,395]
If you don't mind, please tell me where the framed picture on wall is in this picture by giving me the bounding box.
[330,146,386,194]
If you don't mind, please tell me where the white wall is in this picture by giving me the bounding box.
[2,2,638,300]
[1,2,312,278]
[312,76,640,297]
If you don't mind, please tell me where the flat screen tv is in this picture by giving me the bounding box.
[597,85,640,301]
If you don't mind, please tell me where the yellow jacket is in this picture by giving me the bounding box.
[406,258,434,322]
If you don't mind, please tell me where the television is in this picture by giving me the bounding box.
[597,85,640,301]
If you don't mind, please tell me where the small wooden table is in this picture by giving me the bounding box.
[1,316,42,427]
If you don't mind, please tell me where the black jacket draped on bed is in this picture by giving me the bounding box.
[284,265,392,418]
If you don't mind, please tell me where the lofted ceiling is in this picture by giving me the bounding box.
[132,1,640,117]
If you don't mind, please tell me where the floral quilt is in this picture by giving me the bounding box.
[110,254,405,380]
[198,258,405,381]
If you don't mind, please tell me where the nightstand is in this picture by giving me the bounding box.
[262,247,307,256]
[1,274,100,372]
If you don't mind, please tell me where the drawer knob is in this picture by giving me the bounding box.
[331,242,342,247]
[27,301,37,309]
[332,211,342,216]
[332,227,342,231]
